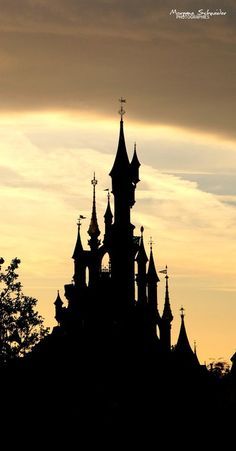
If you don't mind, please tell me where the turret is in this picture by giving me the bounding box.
[54,290,63,325]
[136,226,148,305]
[175,307,200,367]
[160,266,173,351]
[147,238,160,335]
[88,173,101,251]
[72,217,86,287]
[72,216,84,259]
[130,143,140,185]
[103,190,113,244]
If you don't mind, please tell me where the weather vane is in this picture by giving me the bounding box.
[77,215,86,228]
[104,188,110,200]
[118,97,126,120]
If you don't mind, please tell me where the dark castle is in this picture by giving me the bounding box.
[52,98,199,369]
[3,101,236,444]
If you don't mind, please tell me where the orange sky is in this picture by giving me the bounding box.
[0,0,235,364]
[0,112,235,364]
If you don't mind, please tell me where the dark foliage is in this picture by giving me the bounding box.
[0,257,49,365]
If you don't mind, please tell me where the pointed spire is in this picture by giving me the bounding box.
[54,290,63,307]
[104,189,113,224]
[72,216,84,259]
[176,307,193,353]
[175,308,200,366]
[147,237,160,283]
[136,226,148,305]
[109,99,130,177]
[88,173,101,249]
[130,142,140,184]
[136,226,148,263]
[162,266,173,322]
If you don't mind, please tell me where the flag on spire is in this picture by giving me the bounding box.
[159,269,168,274]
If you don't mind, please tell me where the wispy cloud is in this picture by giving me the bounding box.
[0,1,235,138]
[0,113,235,363]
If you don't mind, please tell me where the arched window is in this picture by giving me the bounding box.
[101,252,111,273]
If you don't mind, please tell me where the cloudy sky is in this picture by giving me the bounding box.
[0,0,235,363]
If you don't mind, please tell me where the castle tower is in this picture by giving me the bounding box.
[54,290,63,325]
[103,190,113,246]
[87,173,101,287]
[175,307,199,366]
[87,173,101,251]
[160,267,173,351]
[136,226,148,306]
[147,239,160,337]
[109,98,140,315]
[130,142,140,186]
[72,217,86,288]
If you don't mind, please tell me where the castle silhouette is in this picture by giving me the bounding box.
[52,99,199,370]
[2,103,235,444]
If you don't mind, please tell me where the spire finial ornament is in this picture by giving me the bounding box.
[91,172,98,188]
[149,236,154,251]
[118,97,126,120]
[140,226,144,238]
[180,306,185,318]
[165,264,169,280]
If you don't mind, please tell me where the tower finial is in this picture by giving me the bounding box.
[104,188,110,201]
[149,236,154,251]
[91,172,98,188]
[165,265,168,280]
[118,97,126,120]
[180,306,185,318]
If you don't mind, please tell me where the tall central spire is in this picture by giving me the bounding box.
[88,173,100,250]
[109,98,130,179]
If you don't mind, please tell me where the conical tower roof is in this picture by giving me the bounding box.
[136,227,148,263]
[104,191,113,223]
[130,143,140,184]
[87,173,101,249]
[109,119,130,177]
[54,290,63,306]
[162,268,173,322]
[147,243,160,283]
[72,217,84,259]
[175,308,200,366]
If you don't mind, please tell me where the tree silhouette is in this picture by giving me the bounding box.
[208,360,230,379]
[0,257,49,366]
